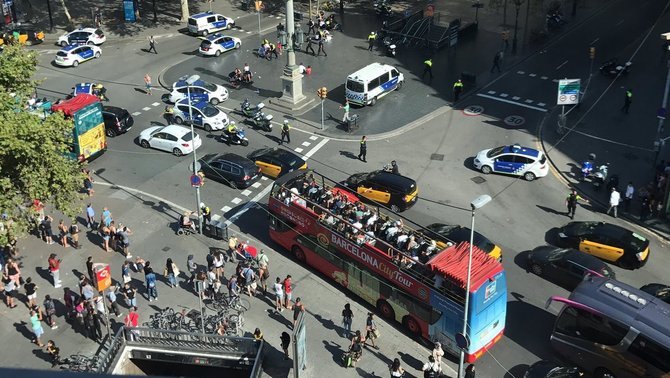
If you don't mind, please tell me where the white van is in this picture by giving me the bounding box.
[187,12,235,36]
[345,63,404,106]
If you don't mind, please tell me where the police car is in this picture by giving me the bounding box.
[57,27,106,47]
[187,12,235,36]
[169,77,229,105]
[473,144,549,181]
[199,33,241,57]
[173,98,229,132]
[54,44,101,67]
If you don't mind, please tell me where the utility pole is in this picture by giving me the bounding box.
[653,58,670,166]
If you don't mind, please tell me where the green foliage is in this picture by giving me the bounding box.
[0,44,85,245]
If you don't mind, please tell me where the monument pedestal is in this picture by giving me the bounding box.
[270,65,314,111]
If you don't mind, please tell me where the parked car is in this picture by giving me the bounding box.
[248,148,307,179]
[527,246,615,290]
[524,360,585,378]
[138,125,202,156]
[344,170,418,212]
[199,153,261,189]
[102,106,133,137]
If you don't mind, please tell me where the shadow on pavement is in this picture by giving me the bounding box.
[505,364,530,378]
[505,299,556,361]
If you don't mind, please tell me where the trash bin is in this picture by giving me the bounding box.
[204,220,228,240]
[347,114,359,133]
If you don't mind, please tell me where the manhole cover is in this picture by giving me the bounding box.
[430,153,445,161]
[162,246,171,252]
[471,176,486,184]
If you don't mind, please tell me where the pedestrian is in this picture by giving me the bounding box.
[283,275,293,309]
[273,277,283,312]
[83,170,94,197]
[62,287,76,319]
[24,277,38,308]
[432,341,445,374]
[43,295,58,329]
[317,34,327,57]
[101,207,112,228]
[422,355,440,378]
[48,254,62,288]
[164,258,179,288]
[69,220,81,249]
[280,331,291,360]
[491,51,503,73]
[367,31,376,51]
[186,254,197,286]
[256,249,270,294]
[148,35,157,54]
[5,258,21,288]
[86,256,94,282]
[123,282,138,307]
[101,223,111,252]
[349,330,365,366]
[621,88,632,113]
[201,202,211,225]
[341,303,353,338]
[565,189,587,219]
[624,181,635,212]
[640,196,651,222]
[213,251,224,281]
[121,260,132,285]
[86,204,95,229]
[227,273,239,302]
[305,37,316,55]
[124,306,140,341]
[292,297,305,328]
[389,358,405,377]
[109,221,119,252]
[29,309,45,347]
[364,312,379,349]
[340,99,351,124]
[253,327,264,341]
[607,187,621,218]
[242,263,256,297]
[308,18,316,34]
[106,287,121,317]
[144,73,152,95]
[465,364,476,378]
[46,340,61,367]
[453,79,464,102]
[228,234,238,262]
[280,120,291,144]
[42,215,54,245]
[268,43,279,60]
[243,63,252,82]
[145,265,158,301]
[358,136,367,162]
[88,306,103,341]
[164,105,174,124]
[422,58,433,80]
[3,274,17,308]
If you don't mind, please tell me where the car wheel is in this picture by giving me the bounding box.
[94,51,101,58]
[235,42,240,49]
[204,124,213,132]
[524,171,536,181]
[370,97,377,106]
[241,139,249,147]
[481,165,492,174]
[172,148,183,157]
[105,128,116,138]
[215,50,221,57]
[210,98,219,105]
[396,81,403,90]
[202,30,209,36]
[230,180,238,189]
[390,204,400,212]
[227,24,232,30]
[60,40,68,47]
[140,140,150,148]
[73,60,79,67]
[530,263,543,276]
[87,41,95,45]
[174,116,183,125]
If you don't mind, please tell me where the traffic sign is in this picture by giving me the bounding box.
[557,79,581,105]
[190,174,203,187]
[93,263,112,291]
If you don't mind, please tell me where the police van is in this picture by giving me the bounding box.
[345,63,404,106]
[187,12,235,36]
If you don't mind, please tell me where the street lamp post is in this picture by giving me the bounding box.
[457,194,492,378]
[185,75,203,234]
[511,0,523,55]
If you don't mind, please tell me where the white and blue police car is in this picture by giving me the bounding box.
[169,77,229,105]
[54,44,101,67]
[473,144,549,181]
[199,33,241,57]
[187,12,235,36]
[173,98,229,132]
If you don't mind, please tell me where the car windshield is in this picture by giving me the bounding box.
[546,248,568,261]
[568,222,598,236]
[204,83,217,92]
[202,106,219,117]
[486,146,506,158]
[625,232,649,252]
[346,80,364,93]
[182,131,194,141]
[151,127,165,136]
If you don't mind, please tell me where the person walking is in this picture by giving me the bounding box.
[607,187,621,218]
[106,287,121,317]
[358,136,367,162]
[164,258,179,288]
[145,266,158,301]
[256,249,270,294]
[621,88,632,114]
[280,331,291,360]
[283,275,293,309]
[280,120,291,144]
[421,355,440,378]
[389,358,405,377]
[432,342,445,374]
[317,33,327,57]
[340,100,351,124]
[565,189,588,219]
[364,312,379,349]
[292,297,305,329]
[491,51,503,73]
[148,35,157,54]
[29,309,45,347]
[43,295,58,329]
[48,254,62,288]
[69,221,81,249]
[624,181,635,212]
[453,79,464,102]
[144,73,153,95]
[367,31,376,51]
[186,254,197,286]
[24,277,38,308]
[85,204,95,229]
[273,277,283,312]
[86,256,94,282]
[422,58,433,80]
[465,364,476,378]
[349,330,365,366]
[341,303,353,338]
[305,37,316,55]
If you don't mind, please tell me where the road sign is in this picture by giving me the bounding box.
[93,263,112,291]
[190,174,203,187]
[463,105,484,116]
[504,115,525,126]
[557,79,581,105]
[189,161,202,173]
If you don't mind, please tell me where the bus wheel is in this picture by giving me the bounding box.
[403,316,422,335]
[292,245,306,263]
[376,300,395,320]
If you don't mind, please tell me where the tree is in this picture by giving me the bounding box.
[59,0,73,24]
[181,0,190,22]
[0,44,85,245]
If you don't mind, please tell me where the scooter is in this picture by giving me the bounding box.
[240,99,263,118]
[252,111,273,132]
[592,163,609,191]
[580,160,593,181]
[600,58,632,77]
[382,36,396,57]
[220,126,250,146]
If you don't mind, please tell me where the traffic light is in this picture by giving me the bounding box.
[317,87,328,100]
[589,46,595,59]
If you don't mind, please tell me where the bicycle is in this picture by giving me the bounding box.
[207,293,250,313]
[61,354,99,372]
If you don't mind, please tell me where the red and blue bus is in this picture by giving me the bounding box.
[268,170,507,362]
[51,94,106,162]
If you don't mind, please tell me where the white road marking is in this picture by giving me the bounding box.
[223,137,330,227]
[591,37,599,44]
[231,197,242,205]
[132,112,141,116]
[152,102,160,106]
[294,147,304,153]
[500,93,509,97]
[524,99,534,103]
[556,60,568,70]
[221,206,231,213]
[512,96,521,100]
[252,182,262,188]
[538,102,546,106]
[241,189,252,196]
[142,107,151,111]
[529,73,537,77]
[301,141,310,147]
[309,135,318,140]
[552,79,559,83]
[487,90,496,95]
[541,76,548,80]
[261,176,268,181]
[476,93,548,112]
[246,31,253,34]
[517,70,525,74]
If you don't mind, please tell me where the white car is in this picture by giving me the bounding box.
[198,34,241,56]
[138,125,202,156]
[57,27,106,47]
[54,44,101,67]
[169,77,229,105]
[173,98,229,132]
[473,144,549,181]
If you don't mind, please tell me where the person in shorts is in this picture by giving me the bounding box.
[29,309,45,346]
[24,277,38,308]
[283,275,293,309]
[273,277,283,312]
[364,312,379,349]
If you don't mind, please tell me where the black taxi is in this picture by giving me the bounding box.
[344,170,418,212]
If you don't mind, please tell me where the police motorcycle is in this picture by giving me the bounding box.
[382,35,396,57]
[600,58,631,77]
[579,153,596,181]
[240,98,263,118]
[220,121,250,146]
[592,163,609,192]
[71,82,109,101]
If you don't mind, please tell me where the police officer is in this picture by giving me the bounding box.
[453,79,464,102]
[317,32,327,57]
[305,35,316,55]
[367,32,376,51]
[422,58,433,80]
[565,189,588,219]
[164,105,174,124]
[227,122,238,143]
[621,88,632,114]
[268,43,279,60]
[281,120,291,144]
[200,203,211,225]
[358,136,367,162]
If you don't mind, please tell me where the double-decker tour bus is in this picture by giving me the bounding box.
[51,94,106,162]
[268,170,507,362]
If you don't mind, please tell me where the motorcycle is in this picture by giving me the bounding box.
[240,99,263,118]
[252,110,273,132]
[220,126,250,146]
[592,163,609,191]
[599,58,632,77]
[546,10,567,30]
[580,160,594,181]
[382,36,396,57]
[71,82,109,101]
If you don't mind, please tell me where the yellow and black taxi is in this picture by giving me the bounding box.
[247,148,307,179]
[0,25,45,46]
[556,221,650,269]
[425,223,502,261]
[344,170,418,212]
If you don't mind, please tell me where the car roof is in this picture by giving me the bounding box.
[61,44,80,52]
[249,148,303,163]
[162,125,190,136]
[365,170,416,191]
[206,153,256,168]
[532,246,609,268]
[348,63,398,82]
[206,33,225,41]
[191,11,221,19]
[176,98,208,109]
[501,144,540,157]
[102,106,128,115]
[72,27,98,33]
[174,78,210,89]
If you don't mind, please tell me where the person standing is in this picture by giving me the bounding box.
[186,254,197,286]
[256,249,270,295]
[340,100,350,124]
[48,254,62,288]
[491,51,503,73]
[86,256,94,282]
[422,58,433,80]
[621,88,632,114]
[46,340,61,367]
[58,219,69,247]
[43,295,58,329]
[106,287,121,317]
[123,282,137,307]
[358,136,367,162]
[42,215,54,245]
[565,189,587,219]
[164,258,179,288]
[607,187,621,218]
[273,277,283,312]
[144,73,153,95]
[148,35,157,54]
[421,355,440,378]
[317,33,327,57]
[281,120,291,144]
[86,204,95,229]
[145,266,158,301]
[69,221,80,249]
[124,306,140,341]
[432,342,445,374]
[283,275,293,310]
[624,181,635,212]
[29,309,45,347]
[453,79,464,102]
[341,303,353,338]
[3,274,17,308]
[292,297,305,328]
[389,358,405,377]
[200,203,211,225]
[24,277,38,308]
[164,105,174,124]
[367,31,376,51]
[364,312,379,349]
[465,364,476,378]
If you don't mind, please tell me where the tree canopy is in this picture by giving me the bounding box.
[0,43,85,245]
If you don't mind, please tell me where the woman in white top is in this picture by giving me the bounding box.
[432,342,445,373]
[389,357,405,377]
[273,277,283,313]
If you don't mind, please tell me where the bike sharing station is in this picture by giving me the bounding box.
[556,78,580,134]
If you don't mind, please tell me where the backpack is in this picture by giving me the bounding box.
[424,364,438,378]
